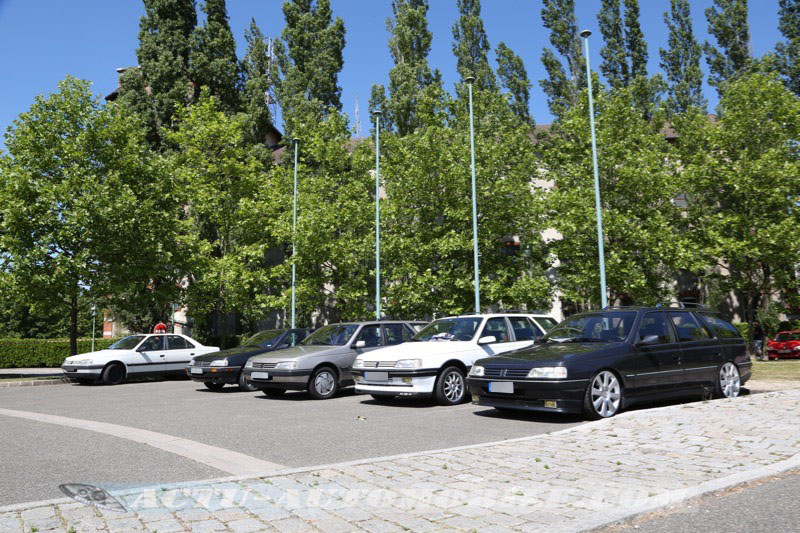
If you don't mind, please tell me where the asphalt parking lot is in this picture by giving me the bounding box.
[0,379,584,506]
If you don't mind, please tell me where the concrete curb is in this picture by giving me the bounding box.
[0,378,66,388]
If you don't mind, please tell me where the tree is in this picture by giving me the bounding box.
[276,0,346,135]
[704,0,752,91]
[676,73,800,344]
[599,0,628,88]
[624,0,648,80]
[190,0,241,114]
[0,77,183,353]
[451,0,496,92]
[776,0,800,96]
[167,96,274,347]
[495,42,533,125]
[118,0,197,149]
[539,0,585,120]
[660,0,706,114]
[542,86,696,309]
[241,18,278,149]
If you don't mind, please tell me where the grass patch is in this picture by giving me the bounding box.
[751,360,800,381]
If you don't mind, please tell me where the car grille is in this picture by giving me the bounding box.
[194,361,212,367]
[361,361,396,368]
[252,362,277,369]
[484,368,529,379]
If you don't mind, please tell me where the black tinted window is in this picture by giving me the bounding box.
[669,312,710,341]
[700,315,741,339]
[384,324,412,346]
[139,336,164,351]
[166,335,190,350]
[356,325,383,347]
[482,318,511,343]
[637,312,672,344]
[509,317,540,340]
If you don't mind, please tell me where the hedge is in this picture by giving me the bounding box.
[0,338,116,368]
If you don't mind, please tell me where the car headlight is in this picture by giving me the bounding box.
[275,361,298,370]
[469,365,485,377]
[527,367,568,379]
[394,359,422,369]
[793,346,800,351]
[71,359,93,366]
[210,359,228,367]
[353,358,364,368]
[245,360,255,368]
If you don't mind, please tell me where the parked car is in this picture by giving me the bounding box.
[61,334,219,385]
[243,320,425,399]
[352,313,557,406]
[466,306,751,419]
[767,330,800,360]
[185,328,310,391]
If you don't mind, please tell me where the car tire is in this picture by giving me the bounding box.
[263,388,286,397]
[434,366,467,406]
[308,366,339,400]
[237,371,258,392]
[204,381,225,391]
[370,394,396,403]
[582,370,623,420]
[101,363,126,385]
[714,361,741,399]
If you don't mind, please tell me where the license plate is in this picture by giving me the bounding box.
[190,367,203,375]
[778,350,790,354]
[251,371,269,380]
[365,372,389,382]
[488,381,514,394]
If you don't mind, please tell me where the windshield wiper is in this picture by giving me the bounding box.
[568,337,609,343]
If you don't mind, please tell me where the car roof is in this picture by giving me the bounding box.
[434,313,553,320]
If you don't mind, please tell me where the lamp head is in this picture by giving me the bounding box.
[580,29,592,38]
[292,138,299,146]
[373,109,382,117]
[464,76,475,84]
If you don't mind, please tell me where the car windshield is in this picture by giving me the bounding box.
[108,335,146,350]
[412,317,481,342]
[775,332,800,341]
[535,317,558,331]
[543,312,637,343]
[301,324,358,346]
[244,330,285,347]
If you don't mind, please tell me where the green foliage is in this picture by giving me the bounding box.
[451,0,496,92]
[495,42,533,125]
[660,0,707,114]
[676,73,800,328]
[241,19,277,149]
[0,338,115,368]
[0,77,185,354]
[599,0,628,88]
[704,0,752,91]
[776,0,800,96]
[539,0,585,120]
[542,86,696,308]
[623,0,648,80]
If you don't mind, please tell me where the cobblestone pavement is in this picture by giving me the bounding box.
[3,389,800,532]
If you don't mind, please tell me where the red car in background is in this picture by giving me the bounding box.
[767,331,800,360]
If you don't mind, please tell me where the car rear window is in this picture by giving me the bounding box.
[699,314,742,339]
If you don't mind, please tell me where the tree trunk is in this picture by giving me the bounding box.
[70,290,79,356]
[219,302,228,350]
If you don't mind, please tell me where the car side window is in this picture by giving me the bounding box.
[669,312,710,342]
[637,312,672,344]
[509,317,540,341]
[166,335,189,350]
[699,315,741,339]
[286,332,299,347]
[384,324,411,346]
[139,336,164,351]
[482,318,510,343]
[356,325,383,347]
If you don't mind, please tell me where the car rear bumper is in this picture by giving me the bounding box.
[186,365,242,384]
[242,368,311,390]
[467,377,589,414]
[352,368,438,396]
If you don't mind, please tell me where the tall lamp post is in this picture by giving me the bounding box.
[579,30,608,309]
[90,305,97,353]
[465,76,481,314]
[373,110,382,320]
[291,138,299,328]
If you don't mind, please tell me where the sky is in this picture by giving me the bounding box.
[0,0,786,145]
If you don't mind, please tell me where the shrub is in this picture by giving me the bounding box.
[733,323,749,340]
[0,338,116,368]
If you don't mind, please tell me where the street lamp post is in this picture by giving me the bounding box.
[579,30,608,309]
[291,138,299,329]
[373,110,382,320]
[91,305,97,353]
[465,76,481,314]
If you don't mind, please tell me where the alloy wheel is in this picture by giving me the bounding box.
[443,371,464,403]
[590,371,621,418]
[719,362,741,398]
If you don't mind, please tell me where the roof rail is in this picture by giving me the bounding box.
[655,302,708,309]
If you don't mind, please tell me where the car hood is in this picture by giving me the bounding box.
[360,341,475,361]
[63,349,120,364]
[480,342,615,366]
[193,345,270,362]
[249,344,342,362]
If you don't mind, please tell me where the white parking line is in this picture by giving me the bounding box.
[0,408,285,476]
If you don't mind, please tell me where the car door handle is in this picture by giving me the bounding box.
[159,354,165,358]
[190,353,195,356]
[672,354,681,360]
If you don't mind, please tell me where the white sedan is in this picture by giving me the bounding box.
[352,313,557,405]
[61,334,219,385]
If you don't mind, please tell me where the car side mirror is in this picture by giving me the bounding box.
[477,335,497,345]
[636,334,660,346]
[352,340,366,349]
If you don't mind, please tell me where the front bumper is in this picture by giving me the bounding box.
[767,349,800,359]
[467,377,589,414]
[242,367,311,390]
[185,365,242,384]
[352,368,438,397]
[61,365,104,381]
